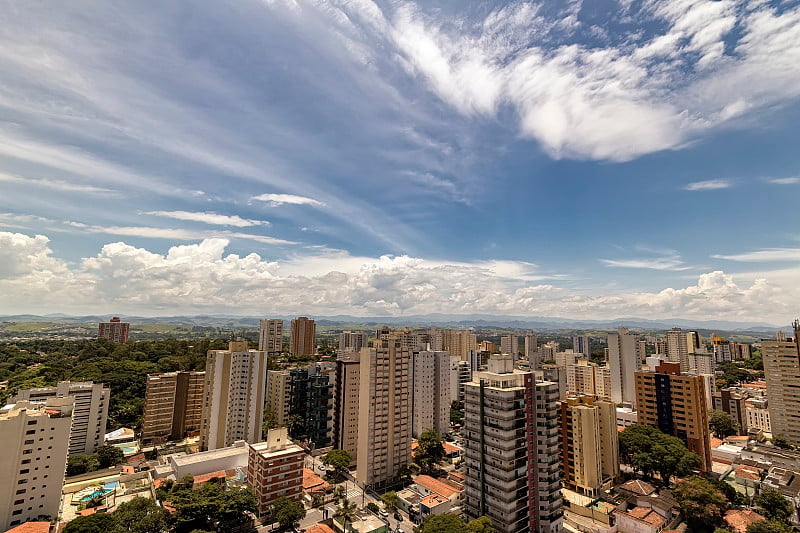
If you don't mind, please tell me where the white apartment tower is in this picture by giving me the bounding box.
[572,335,590,358]
[763,322,800,446]
[339,331,368,352]
[411,350,454,438]
[0,398,73,531]
[357,340,412,488]
[463,355,563,533]
[500,335,519,358]
[524,334,539,367]
[265,370,291,427]
[259,319,284,353]
[14,381,109,455]
[333,352,361,465]
[200,341,269,451]
[666,327,690,372]
[608,328,641,407]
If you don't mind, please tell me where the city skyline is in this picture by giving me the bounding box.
[1,1,799,322]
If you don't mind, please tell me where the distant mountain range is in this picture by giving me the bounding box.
[0,313,789,336]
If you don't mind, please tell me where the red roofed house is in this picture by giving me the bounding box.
[724,510,765,533]
[614,505,667,533]
[4,522,52,533]
[413,475,461,505]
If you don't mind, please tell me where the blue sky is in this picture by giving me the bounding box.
[1,0,799,323]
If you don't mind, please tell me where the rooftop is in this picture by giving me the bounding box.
[617,507,666,528]
[171,442,248,466]
[618,479,656,496]
[306,525,336,533]
[421,493,449,508]
[4,522,52,533]
[724,510,765,533]
[414,475,461,499]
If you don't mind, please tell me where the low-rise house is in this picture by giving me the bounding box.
[420,493,451,518]
[614,505,667,533]
[723,510,765,533]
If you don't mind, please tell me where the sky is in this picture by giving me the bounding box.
[1,0,799,324]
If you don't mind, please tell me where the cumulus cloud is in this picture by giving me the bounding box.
[0,231,795,323]
[251,194,325,207]
[143,210,270,227]
[684,179,730,191]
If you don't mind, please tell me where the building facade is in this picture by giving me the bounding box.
[763,322,800,445]
[666,327,689,372]
[141,371,205,444]
[290,317,316,356]
[200,341,269,451]
[572,335,590,358]
[338,331,369,352]
[288,365,333,448]
[411,350,454,438]
[14,381,108,455]
[333,353,361,465]
[97,316,130,343]
[608,328,642,407]
[356,340,412,488]
[259,319,284,353]
[500,335,519,358]
[247,428,304,515]
[559,396,619,497]
[635,362,712,473]
[463,355,563,533]
[0,398,73,531]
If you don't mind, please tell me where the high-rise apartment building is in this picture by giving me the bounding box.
[200,341,268,451]
[635,362,712,473]
[763,322,800,445]
[333,352,361,465]
[97,316,130,343]
[15,381,109,455]
[0,398,73,531]
[463,355,563,533]
[141,371,205,444]
[524,334,539,366]
[688,353,714,375]
[608,328,641,407]
[259,319,284,353]
[559,396,619,497]
[566,360,597,397]
[666,327,690,372]
[572,335,590,358]
[290,317,316,356]
[712,388,749,435]
[247,428,304,515]
[339,331,368,352]
[745,397,771,434]
[356,340,412,488]
[687,331,703,354]
[500,335,519,357]
[411,350,453,438]
[288,365,333,448]
[432,329,477,360]
[266,370,291,427]
[594,365,612,401]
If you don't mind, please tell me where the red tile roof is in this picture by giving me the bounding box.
[621,507,666,528]
[414,475,460,499]
[306,525,336,533]
[4,522,51,533]
[618,479,656,496]
[303,468,330,492]
[193,470,227,485]
[724,510,765,533]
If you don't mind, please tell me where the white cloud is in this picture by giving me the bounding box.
[143,210,270,227]
[713,248,800,262]
[78,225,296,246]
[0,172,114,194]
[0,231,795,323]
[768,177,800,185]
[601,254,690,271]
[251,194,325,207]
[684,179,730,191]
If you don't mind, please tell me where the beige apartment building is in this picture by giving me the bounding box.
[259,319,284,353]
[763,322,800,445]
[357,340,412,488]
[141,371,205,444]
[266,370,292,427]
[432,328,477,360]
[14,381,108,455]
[200,341,269,451]
[411,350,454,438]
[559,396,619,497]
[247,428,305,515]
[666,327,690,372]
[566,360,596,397]
[0,398,74,531]
[290,317,316,356]
[339,331,368,352]
[635,362,712,473]
[333,352,361,465]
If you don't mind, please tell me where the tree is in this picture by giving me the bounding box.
[67,453,100,476]
[381,491,399,511]
[746,520,793,533]
[673,476,728,532]
[62,513,117,533]
[414,428,446,474]
[754,489,793,522]
[417,514,467,533]
[334,499,359,530]
[466,516,496,532]
[262,407,277,436]
[272,497,306,528]
[114,497,170,533]
[323,449,352,479]
[168,476,256,532]
[709,410,739,438]
[97,444,125,468]
[450,400,464,426]
[619,423,699,485]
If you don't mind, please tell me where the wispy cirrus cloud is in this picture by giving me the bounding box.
[713,248,800,262]
[251,194,325,207]
[768,177,800,185]
[601,255,690,271]
[143,210,270,227]
[0,172,114,194]
[684,179,730,191]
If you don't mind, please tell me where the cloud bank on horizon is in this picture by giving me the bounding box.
[1,1,799,323]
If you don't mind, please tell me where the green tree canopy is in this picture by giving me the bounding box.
[272,496,306,527]
[619,423,700,485]
[746,520,793,533]
[380,491,399,511]
[709,410,739,438]
[466,516,496,532]
[63,513,117,533]
[416,514,467,533]
[414,428,446,474]
[323,449,352,471]
[166,475,256,532]
[450,400,464,426]
[673,476,729,533]
[114,497,170,533]
[97,444,126,468]
[754,489,793,522]
[333,499,359,528]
